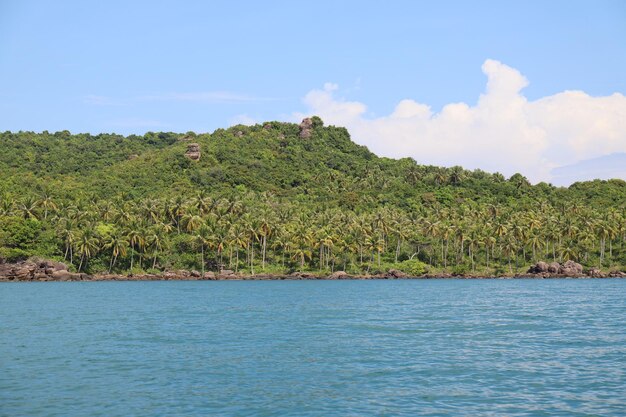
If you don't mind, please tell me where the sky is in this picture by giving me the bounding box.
[1,0,625,185]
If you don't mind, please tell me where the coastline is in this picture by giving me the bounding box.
[2,259,624,282]
[2,269,625,283]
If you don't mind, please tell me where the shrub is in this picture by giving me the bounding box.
[397,259,429,276]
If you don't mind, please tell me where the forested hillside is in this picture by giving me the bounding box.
[1,118,625,276]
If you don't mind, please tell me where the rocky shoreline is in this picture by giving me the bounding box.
[1,260,625,282]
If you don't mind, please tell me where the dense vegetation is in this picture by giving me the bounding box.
[1,119,625,276]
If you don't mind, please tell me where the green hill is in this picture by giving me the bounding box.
[1,118,625,275]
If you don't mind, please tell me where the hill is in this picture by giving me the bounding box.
[1,118,625,276]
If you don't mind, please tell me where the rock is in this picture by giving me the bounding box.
[235,131,244,137]
[190,270,201,278]
[43,260,68,271]
[329,271,348,279]
[548,262,560,273]
[34,272,49,280]
[51,270,73,281]
[288,272,316,279]
[299,118,314,139]
[184,143,201,160]
[14,264,35,280]
[0,263,14,279]
[128,154,139,160]
[217,269,235,279]
[527,261,549,274]
[203,271,216,280]
[587,267,605,278]
[263,123,272,130]
[559,260,583,276]
[388,269,407,278]
[608,270,626,278]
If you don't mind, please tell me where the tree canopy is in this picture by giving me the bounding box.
[1,120,624,275]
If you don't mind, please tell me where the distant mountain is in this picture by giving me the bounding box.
[551,153,626,187]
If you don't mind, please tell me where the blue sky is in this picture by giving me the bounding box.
[1,0,625,183]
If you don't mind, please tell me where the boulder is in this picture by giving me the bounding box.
[43,260,68,271]
[288,272,316,279]
[235,131,244,137]
[548,262,560,273]
[299,118,314,139]
[184,143,201,160]
[587,267,605,278]
[34,272,49,280]
[329,271,348,279]
[51,269,73,281]
[190,270,201,278]
[559,260,583,276]
[527,261,549,274]
[203,271,216,280]
[14,264,35,280]
[388,269,408,278]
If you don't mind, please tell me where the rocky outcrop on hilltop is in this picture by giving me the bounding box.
[299,117,314,139]
[184,143,201,160]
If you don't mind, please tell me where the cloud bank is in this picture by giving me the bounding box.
[296,60,626,184]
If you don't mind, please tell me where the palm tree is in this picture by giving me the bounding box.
[76,228,100,272]
[37,192,57,220]
[18,197,39,220]
[502,239,517,273]
[146,227,165,269]
[126,225,144,271]
[104,232,128,273]
[448,166,465,186]
[560,246,578,262]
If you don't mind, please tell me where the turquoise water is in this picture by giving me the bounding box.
[1,279,625,417]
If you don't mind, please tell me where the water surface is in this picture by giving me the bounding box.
[1,279,625,416]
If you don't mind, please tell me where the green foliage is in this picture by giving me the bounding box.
[0,120,624,275]
[397,259,429,276]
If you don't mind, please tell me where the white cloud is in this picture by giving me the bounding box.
[295,59,626,184]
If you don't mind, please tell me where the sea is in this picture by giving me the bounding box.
[1,279,625,416]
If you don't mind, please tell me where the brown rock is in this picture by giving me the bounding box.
[548,262,560,273]
[388,269,408,278]
[329,271,348,279]
[51,270,73,281]
[184,143,201,160]
[559,260,583,276]
[299,118,314,139]
[587,267,605,278]
[203,271,216,280]
[14,265,35,280]
[190,270,201,278]
[527,261,549,274]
